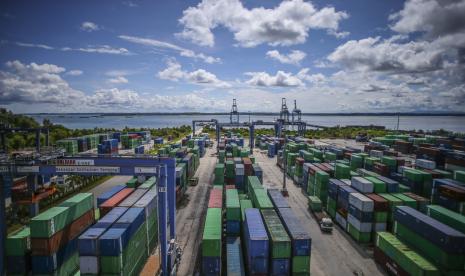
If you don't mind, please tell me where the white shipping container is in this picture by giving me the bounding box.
[79,256,99,274]
[348,214,372,232]
[335,212,347,231]
[349,193,374,212]
[341,179,352,185]
[370,150,383,158]
[416,159,436,170]
[351,177,374,193]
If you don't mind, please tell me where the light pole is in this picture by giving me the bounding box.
[281,125,289,197]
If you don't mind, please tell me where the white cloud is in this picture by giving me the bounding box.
[177,0,349,47]
[0,60,85,105]
[158,59,230,87]
[65,70,83,76]
[62,45,131,55]
[108,76,129,84]
[389,0,465,37]
[80,21,100,32]
[87,88,139,107]
[266,50,306,65]
[123,1,138,7]
[12,40,132,55]
[245,71,304,87]
[328,36,445,73]
[119,35,220,63]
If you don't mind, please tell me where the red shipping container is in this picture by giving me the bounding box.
[365,194,389,212]
[295,157,305,165]
[208,189,223,208]
[308,164,320,175]
[314,163,331,174]
[31,209,95,255]
[100,188,134,216]
[243,158,253,176]
[373,162,389,177]
[373,247,409,276]
[438,185,465,201]
[225,177,235,186]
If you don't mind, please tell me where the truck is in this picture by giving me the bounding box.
[312,210,333,233]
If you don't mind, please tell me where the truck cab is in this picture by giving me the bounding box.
[320,217,333,233]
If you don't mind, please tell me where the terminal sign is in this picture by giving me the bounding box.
[56,166,120,173]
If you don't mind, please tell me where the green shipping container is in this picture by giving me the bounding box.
[36,252,79,276]
[30,207,71,238]
[378,194,403,222]
[126,177,138,188]
[394,222,465,271]
[58,193,93,221]
[391,193,417,209]
[251,188,273,209]
[347,223,371,243]
[240,199,253,222]
[6,227,30,256]
[374,212,388,223]
[365,176,386,193]
[308,196,322,212]
[426,205,465,235]
[202,208,222,257]
[138,176,157,189]
[335,163,350,179]
[101,221,148,275]
[398,184,411,193]
[376,232,439,276]
[214,163,225,185]
[226,189,241,221]
[455,170,465,183]
[292,256,311,274]
[261,209,291,259]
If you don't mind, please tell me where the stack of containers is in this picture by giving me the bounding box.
[202,208,222,276]
[235,163,245,191]
[267,189,290,209]
[327,179,346,218]
[133,187,158,256]
[393,206,465,274]
[375,232,439,275]
[364,176,387,193]
[426,205,465,234]
[249,182,273,210]
[99,188,134,216]
[214,163,224,186]
[366,194,389,235]
[226,237,246,276]
[6,227,31,275]
[77,137,88,152]
[97,139,119,155]
[97,185,126,207]
[309,169,329,206]
[225,160,235,185]
[243,158,253,177]
[378,193,402,230]
[335,185,357,230]
[134,145,144,154]
[30,193,94,275]
[56,139,78,155]
[334,163,350,179]
[347,193,374,243]
[252,163,263,183]
[243,208,269,275]
[277,207,311,275]
[294,157,304,185]
[268,142,276,157]
[78,207,127,275]
[99,208,148,275]
[226,189,241,236]
[431,178,465,215]
[261,209,291,275]
[126,177,138,188]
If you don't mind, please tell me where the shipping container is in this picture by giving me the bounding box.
[99,188,135,216]
[226,237,246,276]
[243,208,269,275]
[97,185,126,207]
[202,208,222,257]
[261,209,291,259]
[277,207,311,257]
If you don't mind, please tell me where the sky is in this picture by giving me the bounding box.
[0,0,464,113]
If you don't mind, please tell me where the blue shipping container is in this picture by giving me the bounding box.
[99,228,129,256]
[78,227,107,256]
[202,256,221,276]
[7,255,30,274]
[134,187,158,218]
[348,205,373,222]
[113,207,145,242]
[94,207,128,229]
[376,176,399,193]
[277,207,311,256]
[267,189,290,209]
[97,185,126,207]
[227,220,240,236]
[226,237,246,276]
[394,206,465,254]
[270,258,290,276]
[244,208,269,275]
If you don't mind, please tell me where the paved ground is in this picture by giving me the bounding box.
[88,175,132,207]
[253,147,384,276]
[315,138,367,151]
[176,141,216,276]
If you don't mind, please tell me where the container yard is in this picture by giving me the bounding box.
[1,98,465,276]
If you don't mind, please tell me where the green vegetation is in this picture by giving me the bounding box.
[0,108,192,151]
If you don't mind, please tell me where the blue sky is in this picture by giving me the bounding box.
[1,0,464,113]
